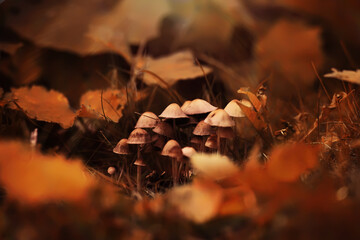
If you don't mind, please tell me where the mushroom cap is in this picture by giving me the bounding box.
[152,121,174,138]
[161,140,183,159]
[159,103,189,119]
[135,112,159,129]
[113,138,130,155]
[107,166,116,175]
[127,128,152,144]
[218,127,234,139]
[224,99,251,118]
[205,135,218,149]
[134,158,146,167]
[190,136,202,145]
[204,109,235,127]
[153,135,166,150]
[182,99,217,115]
[182,146,197,158]
[180,100,191,111]
[193,120,214,136]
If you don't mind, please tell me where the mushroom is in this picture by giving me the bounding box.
[107,166,116,175]
[113,138,131,177]
[205,134,218,150]
[204,109,235,153]
[161,139,183,185]
[193,120,214,152]
[182,98,217,116]
[159,103,189,140]
[152,121,174,138]
[127,128,152,192]
[135,111,159,129]
[182,146,197,179]
[224,99,251,118]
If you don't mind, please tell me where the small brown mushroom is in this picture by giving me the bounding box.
[182,98,217,115]
[152,121,174,138]
[193,120,214,151]
[159,103,189,119]
[205,134,218,150]
[113,138,130,155]
[204,109,234,153]
[127,128,151,192]
[224,99,251,118]
[107,166,116,175]
[162,139,183,185]
[135,111,159,129]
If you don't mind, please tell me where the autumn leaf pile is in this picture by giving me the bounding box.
[1,0,360,239]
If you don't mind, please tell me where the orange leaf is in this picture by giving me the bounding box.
[267,143,320,182]
[0,141,93,204]
[6,85,76,128]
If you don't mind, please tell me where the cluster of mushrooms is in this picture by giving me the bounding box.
[111,98,251,192]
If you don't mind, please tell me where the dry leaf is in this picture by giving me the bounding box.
[256,20,323,87]
[168,179,223,223]
[267,143,319,182]
[191,153,239,180]
[236,101,267,132]
[324,68,360,85]
[3,0,170,59]
[0,141,93,203]
[137,50,212,87]
[6,85,76,128]
[79,88,147,122]
[237,88,263,112]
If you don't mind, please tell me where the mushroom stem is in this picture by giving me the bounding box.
[172,158,177,186]
[136,147,141,192]
[137,165,141,192]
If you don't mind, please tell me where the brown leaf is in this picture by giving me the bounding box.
[137,50,212,87]
[3,0,170,59]
[256,20,323,87]
[267,143,320,182]
[0,141,93,204]
[236,100,267,132]
[237,87,263,112]
[79,88,147,122]
[6,85,76,128]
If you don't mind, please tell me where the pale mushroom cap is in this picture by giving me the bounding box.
[182,147,197,158]
[107,166,116,175]
[134,158,146,167]
[218,127,234,139]
[127,128,152,144]
[159,103,189,119]
[205,135,218,149]
[193,120,214,136]
[113,138,130,155]
[152,121,174,138]
[161,139,183,159]
[224,99,251,118]
[135,112,159,129]
[182,99,217,115]
[180,100,191,111]
[204,109,235,127]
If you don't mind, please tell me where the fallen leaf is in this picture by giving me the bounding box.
[256,20,323,87]
[3,0,170,59]
[324,68,360,85]
[79,88,147,122]
[137,50,212,87]
[267,143,320,182]
[168,179,223,223]
[191,153,239,180]
[0,141,93,204]
[6,85,76,128]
